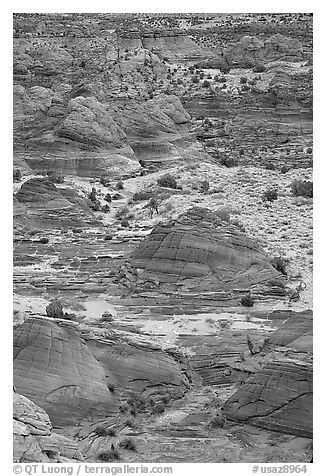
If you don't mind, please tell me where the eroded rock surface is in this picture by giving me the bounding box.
[13,392,83,462]
[223,360,312,437]
[130,207,283,294]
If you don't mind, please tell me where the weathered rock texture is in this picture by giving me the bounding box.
[268,310,313,353]
[13,392,83,462]
[223,361,312,437]
[13,318,120,426]
[130,207,282,293]
[14,177,99,229]
[87,337,190,403]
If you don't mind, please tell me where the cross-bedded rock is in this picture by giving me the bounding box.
[13,318,120,426]
[130,207,282,294]
[223,360,312,437]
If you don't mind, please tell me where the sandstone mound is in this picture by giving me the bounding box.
[223,361,312,437]
[14,177,99,229]
[130,207,282,293]
[13,318,119,426]
[14,392,82,462]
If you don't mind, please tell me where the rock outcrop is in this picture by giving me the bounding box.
[13,318,120,426]
[14,177,100,229]
[223,360,312,437]
[268,310,313,352]
[87,337,190,403]
[130,207,282,294]
[13,392,83,462]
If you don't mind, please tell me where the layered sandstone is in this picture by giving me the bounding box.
[130,207,282,293]
[13,318,120,426]
[223,360,312,437]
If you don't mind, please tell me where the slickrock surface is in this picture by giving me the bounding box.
[268,310,313,351]
[13,392,83,462]
[88,337,190,402]
[130,207,282,293]
[13,318,120,426]
[223,361,312,437]
[14,177,100,229]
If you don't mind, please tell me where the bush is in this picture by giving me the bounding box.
[132,190,154,201]
[157,174,177,189]
[47,171,64,184]
[200,180,209,193]
[265,162,276,171]
[46,299,64,319]
[252,63,266,73]
[202,80,210,88]
[215,207,231,223]
[306,147,313,154]
[280,165,289,174]
[119,438,137,451]
[220,156,238,168]
[241,295,254,307]
[98,450,120,462]
[13,169,21,182]
[240,76,247,84]
[39,237,49,244]
[210,412,226,428]
[290,180,313,198]
[271,256,287,275]
[191,75,199,83]
[94,426,116,437]
[116,180,124,190]
[104,193,112,203]
[262,188,278,202]
[199,72,204,79]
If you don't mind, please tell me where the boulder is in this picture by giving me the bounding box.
[223,360,312,437]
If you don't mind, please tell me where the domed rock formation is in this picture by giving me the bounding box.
[13,318,120,426]
[130,207,282,294]
[14,177,100,229]
[223,360,312,438]
[14,392,83,462]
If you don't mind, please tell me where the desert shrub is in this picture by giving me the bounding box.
[199,72,204,79]
[280,165,289,174]
[115,206,133,220]
[47,171,64,184]
[120,219,130,228]
[271,256,287,275]
[157,174,177,189]
[290,180,313,198]
[119,438,137,451]
[94,426,116,437]
[152,403,165,414]
[98,450,120,462]
[132,190,154,201]
[199,180,209,193]
[202,80,210,88]
[104,193,112,203]
[191,75,199,83]
[13,169,21,182]
[100,311,114,322]
[220,156,238,168]
[39,237,49,244]
[241,84,250,91]
[240,76,247,84]
[306,147,313,154]
[46,299,64,319]
[241,295,254,307]
[215,207,231,223]
[262,188,278,202]
[101,204,110,213]
[265,162,276,170]
[252,63,266,73]
[177,78,183,85]
[116,180,124,190]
